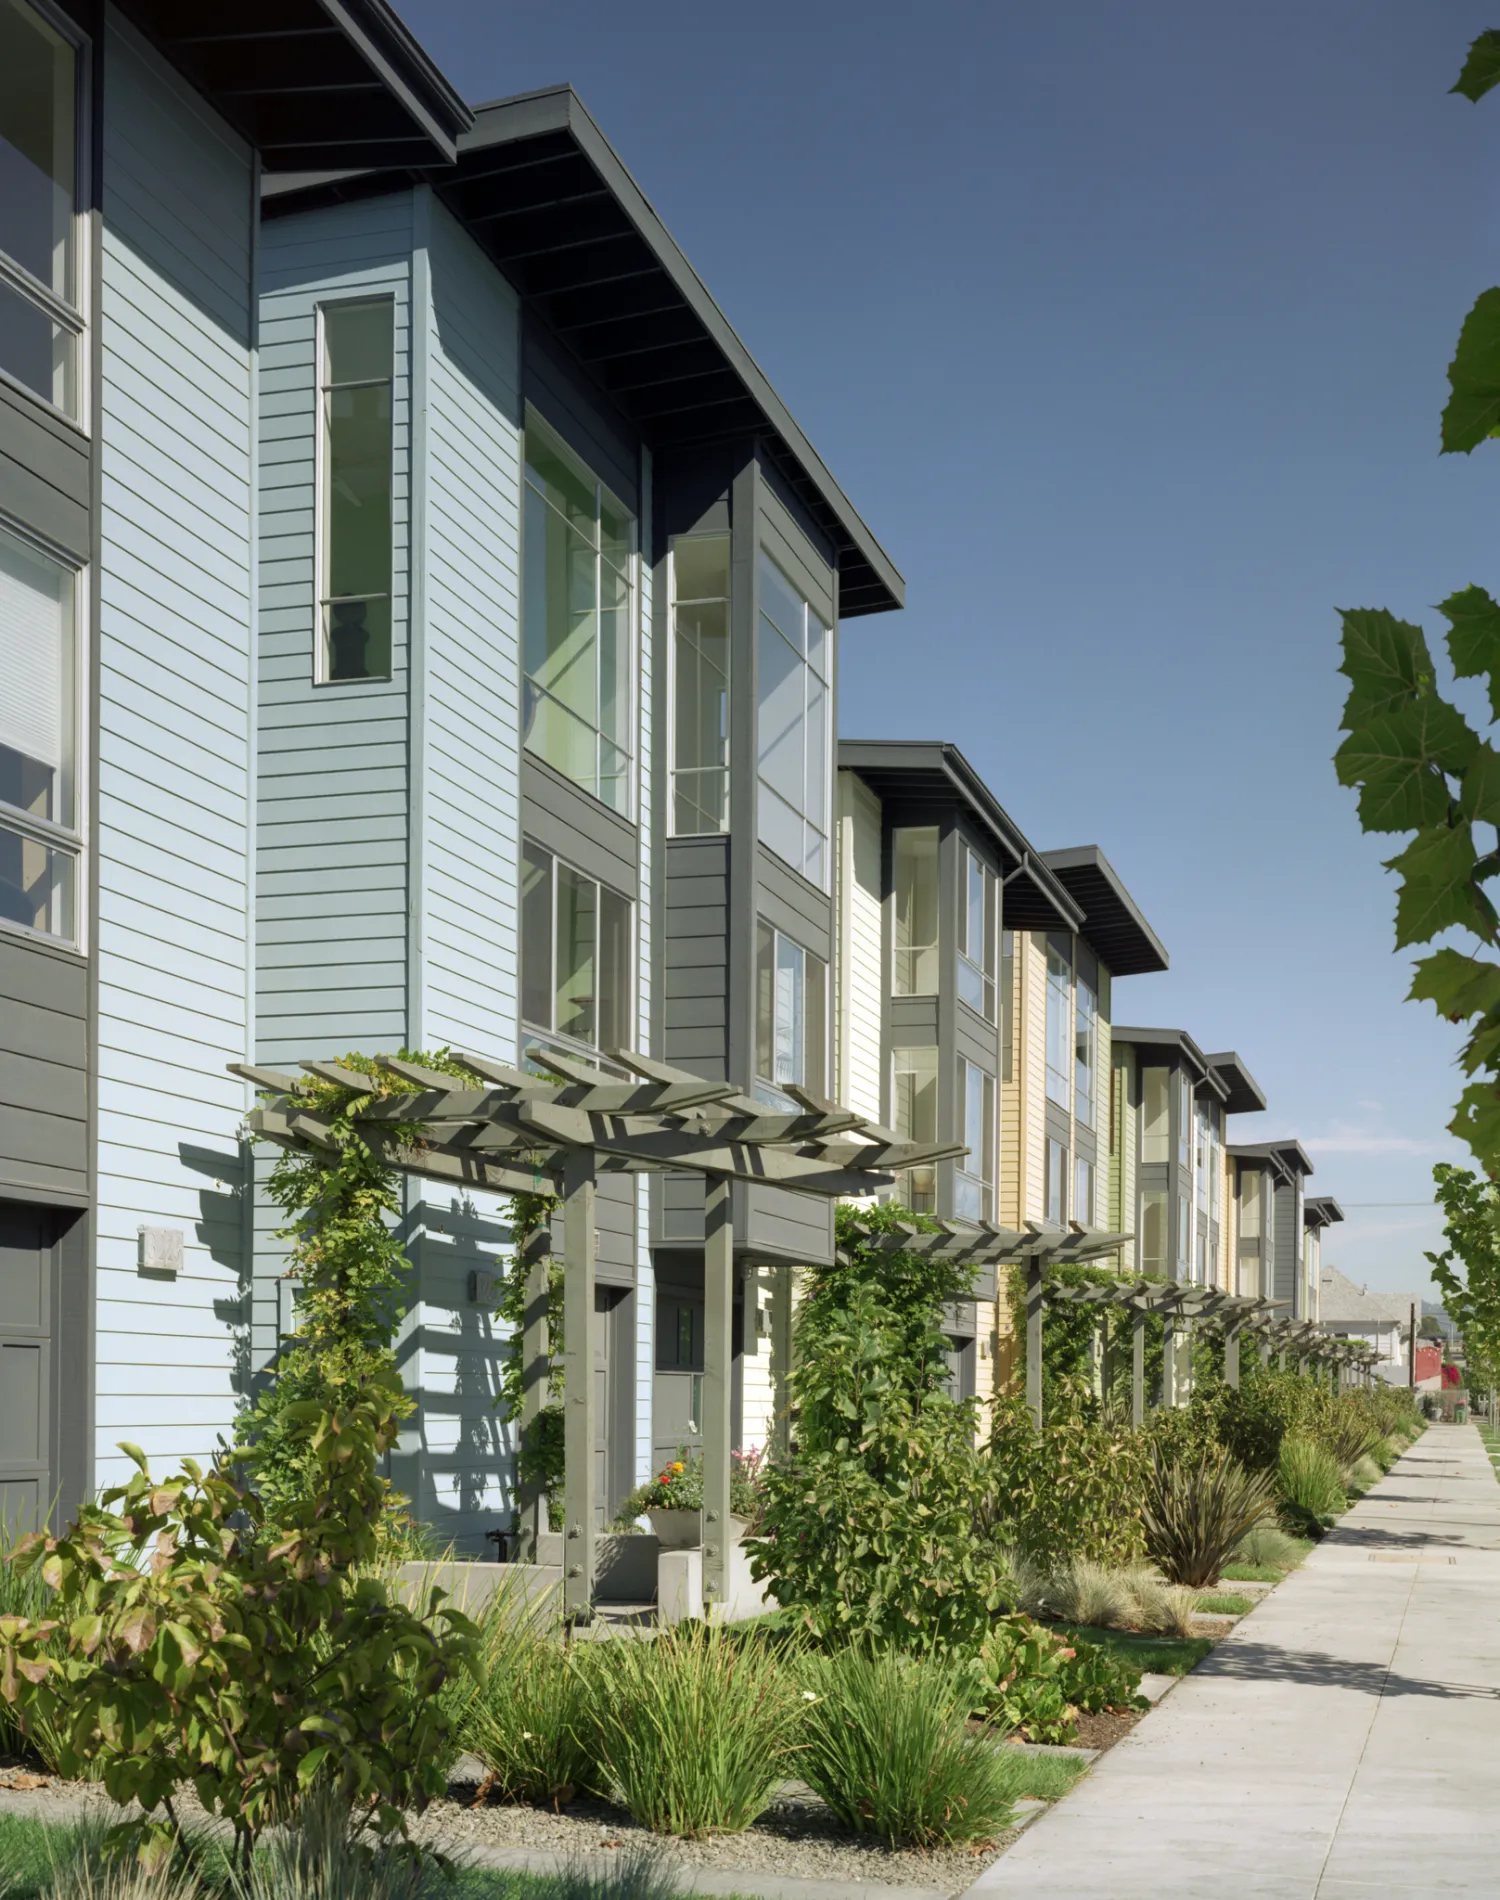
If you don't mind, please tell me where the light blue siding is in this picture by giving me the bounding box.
[94,16,254,1492]
[635,445,655,1486]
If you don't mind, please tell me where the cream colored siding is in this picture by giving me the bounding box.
[836,769,884,1120]
[1023,933,1048,1224]
[739,1272,774,1453]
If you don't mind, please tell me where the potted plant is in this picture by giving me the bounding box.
[729,1447,766,1541]
[641,1453,703,1547]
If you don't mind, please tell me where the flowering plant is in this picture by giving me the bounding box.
[647,1453,702,1510]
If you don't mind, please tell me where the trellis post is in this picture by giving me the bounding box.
[702,1179,734,1611]
[1223,1317,1242,1390]
[1132,1306,1146,1425]
[769,1263,793,1460]
[1161,1311,1176,1407]
[561,1149,596,1621]
[1024,1258,1045,1430]
[515,1218,552,1563]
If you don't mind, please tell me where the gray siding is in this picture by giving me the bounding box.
[521,756,637,899]
[0,379,89,561]
[0,937,88,1203]
[93,14,254,1489]
[662,836,729,1078]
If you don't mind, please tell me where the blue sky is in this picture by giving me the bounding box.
[397,0,1500,1297]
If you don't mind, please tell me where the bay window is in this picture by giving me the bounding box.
[1045,934,1072,1107]
[891,1045,938,1211]
[1141,1066,1169,1163]
[754,921,826,1107]
[955,1056,995,1222]
[756,552,830,887]
[1140,1187,1167,1276]
[669,534,730,834]
[317,299,394,682]
[520,841,632,1065]
[957,845,996,1019]
[523,414,635,814]
[0,524,78,943]
[892,826,939,994]
[1075,971,1097,1127]
[1045,1136,1068,1226]
[0,0,82,418]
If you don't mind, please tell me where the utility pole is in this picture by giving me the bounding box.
[1409,1301,1417,1394]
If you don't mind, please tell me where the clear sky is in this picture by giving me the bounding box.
[396,0,1500,1298]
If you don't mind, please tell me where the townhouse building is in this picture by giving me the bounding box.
[0,0,468,1531]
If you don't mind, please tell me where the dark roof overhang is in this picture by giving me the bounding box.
[119,0,473,170]
[1304,1196,1345,1229]
[838,740,1082,932]
[264,86,903,618]
[1204,1050,1268,1117]
[1229,1140,1315,1182]
[1037,846,1168,977]
[1113,1025,1228,1099]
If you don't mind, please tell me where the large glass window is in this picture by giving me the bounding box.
[1177,1071,1192,1168]
[892,826,939,994]
[1074,1154,1095,1227]
[669,534,730,835]
[0,526,77,943]
[891,1045,938,1212]
[957,845,996,1019]
[0,0,80,417]
[955,1056,995,1222]
[1045,935,1072,1108]
[520,841,632,1064]
[318,300,393,683]
[1140,1187,1167,1275]
[756,552,830,887]
[1075,972,1097,1128]
[523,415,635,814]
[1141,1066,1169,1164]
[1000,929,1015,1083]
[1045,1136,1068,1226]
[1177,1193,1190,1277]
[755,921,826,1107]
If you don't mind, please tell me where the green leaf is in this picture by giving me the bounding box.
[1438,585,1500,719]
[1333,699,1475,831]
[1408,947,1500,1022]
[1452,31,1500,102]
[1385,823,1496,947]
[1443,288,1500,454]
[1336,608,1434,728]
[1460,738,1500,826]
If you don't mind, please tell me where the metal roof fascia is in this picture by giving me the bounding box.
[323,0,475,161]
[1203,1050,1268,1116]
[1038,844,1170,976]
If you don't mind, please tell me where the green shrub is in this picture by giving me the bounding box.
[584,1622,800,1838]
[748,1205,1010,1654]
[1277,1435,1347,1532]
[1140,1447,1276,1587]
[971,1613,1144,1743]
[797,1648,1017,1848]
[1215,1369,1332,1471]
[458,1616,598,1809]
[0,1547,70,1775]
[243,1794,451,1899]
[1231,1520,1305,1569]
[985,1393,1148,1570]
[1320,1411,1386,1477]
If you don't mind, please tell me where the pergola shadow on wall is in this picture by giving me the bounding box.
[234,1047,981,1616]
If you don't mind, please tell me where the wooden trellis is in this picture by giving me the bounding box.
[232,1047,971,1616]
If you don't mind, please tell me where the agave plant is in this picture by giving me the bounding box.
[1140,1447,1276,1588]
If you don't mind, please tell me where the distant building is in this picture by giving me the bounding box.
[1318,1267,1426,1385]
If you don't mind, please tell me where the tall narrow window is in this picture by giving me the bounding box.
[756,552,830,887]
[523,414,635,813]
[957,845,996,1019]
[1176,1193,1190,1277]
[754,921,826,1106]
[892,826,939,993]
[955,1056,994,1221]
[0,526,77,943]
[1141,1067,1169,1163]
[1177,1071,1192,1167]
[1140,1187,1167,1275]
[1045,934,1072,1107]
[1074,972,1097,1127]
[318,300,393,683]
[0,0,81,416]
[520,841,632,1067]
[1000,929,1015,1083]
[1074,1154,1095,1226]
[669,534,730,834]
[1045,1136,1068,1226]
[891,1046,938,1211]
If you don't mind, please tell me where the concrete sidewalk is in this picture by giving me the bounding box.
[962,1421,1500,1899]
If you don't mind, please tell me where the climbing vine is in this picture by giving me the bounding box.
[493,1188,564,1529]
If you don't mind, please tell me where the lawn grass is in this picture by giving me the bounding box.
[991,1748,1088,1801]
[1052,1623,1214,1677]
[1195,1593,1254,1616]
[1219,1563,1283,1583]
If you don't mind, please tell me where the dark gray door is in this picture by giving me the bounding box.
[0,1202,53,1534]
[595,1286,612,1527]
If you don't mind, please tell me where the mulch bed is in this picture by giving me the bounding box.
[1074,1707,1145,1751]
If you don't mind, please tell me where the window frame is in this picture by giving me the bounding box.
[753,919,828,1108]
[520,407,638,816]
[0,512,86,952]
[1044,933,1073,1108]
[956,843,997,1020]
[518,838,634,1074]
[954,1055,995,1222]
[0,0,89,428]
[1074,969,1097,1128]
[755,548,831,890]
[891,1044,939,1212]
[891,824,941,996]
[313,295,396,687]
[666,532,731,837]
[1045,1135,1068,1227]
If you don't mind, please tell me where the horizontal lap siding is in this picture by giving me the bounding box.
[837,771,883,1122]
[636,448,654,1485]
[405,198,524,1549]
[95,18,252,1490]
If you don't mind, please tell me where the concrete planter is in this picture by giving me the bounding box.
[647,1508,702,1548]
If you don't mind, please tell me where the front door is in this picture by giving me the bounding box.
[0,1202,53,1533]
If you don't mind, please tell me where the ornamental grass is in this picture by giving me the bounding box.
[1140,1447,1277,1588]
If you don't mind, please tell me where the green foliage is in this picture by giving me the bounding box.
[1139,1447,1276,1588]
[1452,30,1500,103]
[796,1648,1018,1848]
[1213,1366,1332,1471]
[1277,1436,1347,1534]
[747,1204,1010,1655]
[1230,1521,1307,1570]
[456,1603,599,1810]
[1195,1593,1254,1616]
[1052,1623,1213,1679]
[971,1613,1144,1744]
[583,1622,801,1838]
[985,1392,1148,1570]
[613,1450,764,1530]
[492,1190,564,1533]
[1427,1163,1500,1395]
[0,1396,477,1869]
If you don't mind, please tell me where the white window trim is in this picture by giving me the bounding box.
[0,0,91,433]
[755,549,831,891]
[520,841,635,1072]
[754,920,828,1105]
[666,535,730,839]
[312,295,396,687]
[520,403,639,819]
[0,510,88,954]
